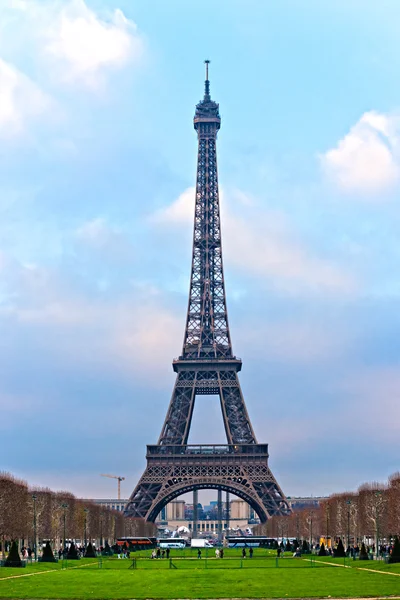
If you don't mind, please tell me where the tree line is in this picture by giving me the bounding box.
[0,472,156,555]
[254,472,400,546]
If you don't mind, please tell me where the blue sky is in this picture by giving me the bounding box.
[1,0,400,503]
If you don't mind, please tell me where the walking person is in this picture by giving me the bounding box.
[249,547,253,558]
[197,549,202,559]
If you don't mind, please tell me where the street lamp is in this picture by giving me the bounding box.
[61,504,68,553]
[346,500,352,552]
[307,511,314,552]
[375,491,382,560]
[100,516,103,549]
[84,509,89,548]
[32,495,37,562]
[326,505,330,550]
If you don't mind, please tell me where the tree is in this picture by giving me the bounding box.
[334,538,346,558]
[67,542,79,560]
[318,542,326,556]
[102,541,113,556]
[41,541,56,563]
[359,542,369,561]
[388,537,400,564]
[84,542,96,558]
[5,540,22,567]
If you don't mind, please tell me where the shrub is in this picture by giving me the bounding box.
[318,542,327,556]
[334,538,346,558]
[102,542,113,556]
[302,540,310,554]
[285,540,292,552]
[5,541,22,567]
[66,542,79,560]
[84,542,96,558]
[359,542,369,561]
[389,537,400,564]
[41,541,56,563]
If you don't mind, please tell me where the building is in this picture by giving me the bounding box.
[166,501,185,520]
[87,497,257,534]
[87,499,127,512]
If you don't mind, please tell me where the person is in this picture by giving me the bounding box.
[58,549,62,560]
[166,548,170,559]
[151,550,156,559]
[215,548,220,559]
[161,550,165,559]
[277,547,281,558]
[197,549,202,559]
[242,548,246,558]
[156,548,161,559]
[220,548,224,559]
[249,547,253,558]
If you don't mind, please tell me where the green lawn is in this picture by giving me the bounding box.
[0,555,399,599]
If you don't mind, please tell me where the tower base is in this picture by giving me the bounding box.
[124,444,290,522]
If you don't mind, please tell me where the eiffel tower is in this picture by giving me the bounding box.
[124,62,290,523]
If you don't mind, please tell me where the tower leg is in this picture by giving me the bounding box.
[193,490,198,539]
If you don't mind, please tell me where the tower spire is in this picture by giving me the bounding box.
[204,59,210,100]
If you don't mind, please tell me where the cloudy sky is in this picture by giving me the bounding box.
[1,0,399,503]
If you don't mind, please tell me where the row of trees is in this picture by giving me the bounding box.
[0,472,156,556]
[254,472,400,546]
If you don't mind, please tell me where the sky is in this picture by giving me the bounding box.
[1,0,400,504]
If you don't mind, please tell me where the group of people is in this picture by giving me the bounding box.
[20,546,33,559]
[150,548,170,559]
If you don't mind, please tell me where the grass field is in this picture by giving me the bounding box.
[0,552,399,599]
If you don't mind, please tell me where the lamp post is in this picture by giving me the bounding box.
[61,503,68,553]
[375,491,382,560]
[326,505,330,550]
[307,511,314,553]
[32,495,37,562]
[346,500,352,552]
[84,509,89,549]
[100,516,103,550]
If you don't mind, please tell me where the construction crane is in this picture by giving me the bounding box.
[100,474,125,500]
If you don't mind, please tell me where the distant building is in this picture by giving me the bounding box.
[86,498,128,512]
[87,496,321,534]
[287,496,327,511]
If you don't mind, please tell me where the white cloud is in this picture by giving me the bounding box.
[0,0,143,90]
[155,187,355,294]
[0,58,50,137]
[152,188,194,224]
[321,111,400,195]
[75,217,134,260]
[342,367,400,435]
[238,320,349,365]
[0,255,180,385]
[44,0,143,88]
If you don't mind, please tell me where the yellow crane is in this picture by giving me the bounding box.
[100,474,125,500]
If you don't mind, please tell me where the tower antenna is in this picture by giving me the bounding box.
[204,59,210,80]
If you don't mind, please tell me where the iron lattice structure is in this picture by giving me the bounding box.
[125,63,290,523]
